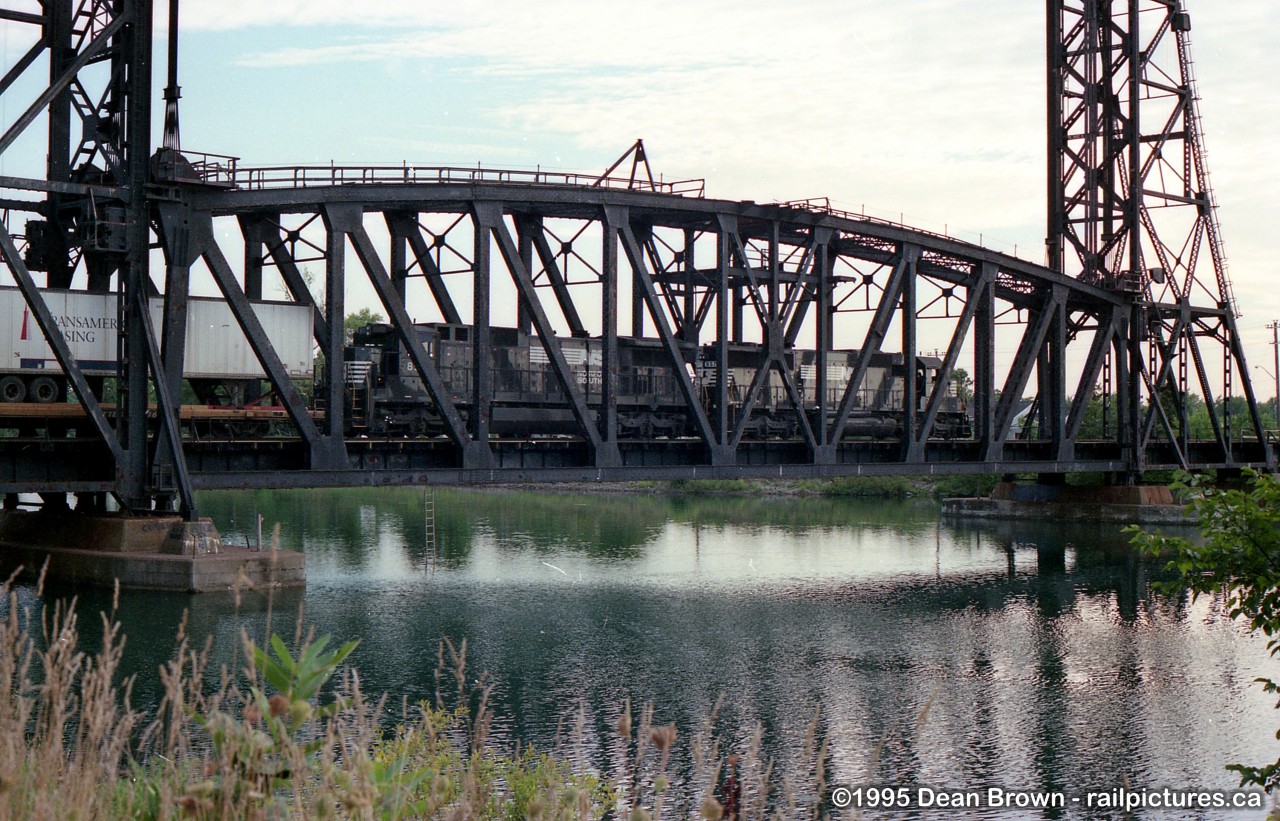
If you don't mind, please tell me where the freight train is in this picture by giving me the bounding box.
[341,322,971,441]
[0,286,970,442]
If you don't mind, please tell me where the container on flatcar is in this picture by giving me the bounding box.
[0,287,312,403]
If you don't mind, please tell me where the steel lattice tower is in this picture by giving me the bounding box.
[1046,0,1268,470]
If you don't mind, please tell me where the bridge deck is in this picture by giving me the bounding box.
[0,434,1263,495]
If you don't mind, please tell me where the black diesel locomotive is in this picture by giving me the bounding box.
[341,322,971,440]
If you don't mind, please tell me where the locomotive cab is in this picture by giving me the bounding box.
[344,323,444,436]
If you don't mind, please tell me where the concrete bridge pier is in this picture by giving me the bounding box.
[0,494,304,593]
[941,477,1189,525]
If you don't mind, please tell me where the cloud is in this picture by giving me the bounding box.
[162,0,445,32]
[167,0,1279,351]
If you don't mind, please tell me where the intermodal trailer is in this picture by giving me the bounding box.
[0,287,313,402]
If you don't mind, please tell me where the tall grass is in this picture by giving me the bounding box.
[663,474,1006,500]
[0,568,140,818]
[0,567,831,819]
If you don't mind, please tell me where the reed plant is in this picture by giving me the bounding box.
[0,566,831,819]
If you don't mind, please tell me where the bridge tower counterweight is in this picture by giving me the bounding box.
[1046,0,1269,471]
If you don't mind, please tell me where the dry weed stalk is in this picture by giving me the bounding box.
[0,570,140,818]
[0,564,833,820]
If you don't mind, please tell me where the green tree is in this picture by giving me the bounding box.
[950,367,973,404]
[1129,470,1280,791]
[344,307,386,346]
[1073,390,1108,439]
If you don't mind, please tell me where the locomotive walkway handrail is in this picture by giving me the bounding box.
[200,160,707,197]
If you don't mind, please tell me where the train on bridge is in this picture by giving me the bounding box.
[0,288,970,442]
[342,321,971,441]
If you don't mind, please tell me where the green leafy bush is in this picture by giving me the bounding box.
[822,476,916,498]
[1129,469,1280,791]
[927,474,999,498]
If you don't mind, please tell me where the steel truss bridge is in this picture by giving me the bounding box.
[0,0,1269,520]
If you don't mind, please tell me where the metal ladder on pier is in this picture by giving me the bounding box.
[424,488,438,573]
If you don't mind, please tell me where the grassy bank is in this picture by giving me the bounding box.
[664,473,1001,500]
[660,472,1189,501]
[0,571,828,820]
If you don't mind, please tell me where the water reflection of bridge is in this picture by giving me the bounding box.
[65,487,1234,805]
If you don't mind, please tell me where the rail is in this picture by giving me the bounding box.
[192,156,705,197]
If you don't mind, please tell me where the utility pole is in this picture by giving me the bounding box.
[1270,321,1280,428]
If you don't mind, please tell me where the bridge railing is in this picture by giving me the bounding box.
[780,196,975,249]
[203,161,706,197]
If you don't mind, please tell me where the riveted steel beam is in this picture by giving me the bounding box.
[829,246,915,444]
[480,202,619,467]
[133,286,195,516]
[0,228,122,464]
[196,214,343,469]
[601,216,620,446]
[157,202,196,405]
[388,211,464,326]
[347,224,475,458]
[153,200,198,514]
[255,214,331,347]
[1184,327,1226,460]
[1137,309,1190,462]
[973,262,997,450]
[0,13,126,157]
[320,203,356,443]
[713,227,732,456]
[1065,305,1123,444]
[986,285,1065,462]
[907,264,992,462]
[469,209,493,459]
[900,254,918,454]
[609,205,717,450]
[517,215,588,338]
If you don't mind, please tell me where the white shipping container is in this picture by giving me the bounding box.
[179,297,313,379]
[0,287,118,373]
[0,287,313,380]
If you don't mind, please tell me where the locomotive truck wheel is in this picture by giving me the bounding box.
[0,376,25,403]
[29,377,58,404]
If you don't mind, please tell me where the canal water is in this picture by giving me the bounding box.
[13,487,1279,818]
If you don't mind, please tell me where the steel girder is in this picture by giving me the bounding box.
[0,0,174,511]
[0,176,1268,493]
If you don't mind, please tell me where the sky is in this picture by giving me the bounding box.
[3,1,1276,375]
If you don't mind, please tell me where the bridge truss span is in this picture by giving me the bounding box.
[0,0,1268,515]
[131,177,1260,490]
